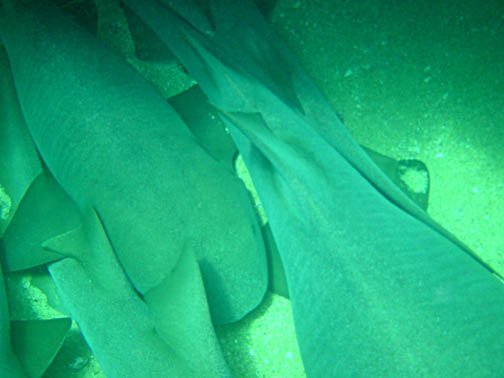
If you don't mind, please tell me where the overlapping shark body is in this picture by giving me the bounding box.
[1,0,503,377]
[121,0,504,376]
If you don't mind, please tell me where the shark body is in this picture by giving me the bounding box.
[121,0,504,376]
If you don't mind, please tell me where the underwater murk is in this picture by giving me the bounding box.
[0,0,503,377]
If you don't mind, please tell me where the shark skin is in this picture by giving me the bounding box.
[1,47,72,377]
[0,264,26,378]
[10,318,72,378]
[122,0,504,376]
[0,1,267,326]
[46,208,231,378]
[0,46,42,237]
[1,44,82,273]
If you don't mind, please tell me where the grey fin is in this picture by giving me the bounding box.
[11,318,72,378]
[362,146,430,211]
[168,85,238,172]
[48,207,231,378]
[0,46,42,236]
[0,264,26,378]
[1,171,81,272]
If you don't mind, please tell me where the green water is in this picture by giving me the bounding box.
[5,1,503,377]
